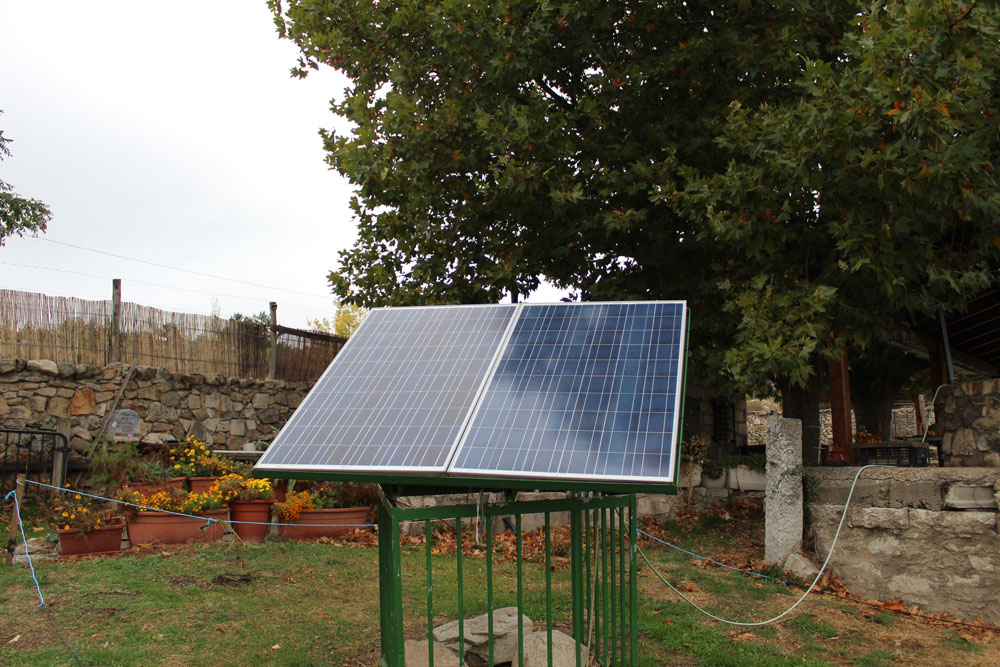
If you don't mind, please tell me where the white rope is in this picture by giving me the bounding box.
[639,464,887,627]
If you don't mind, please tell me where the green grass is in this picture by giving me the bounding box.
[2,506,996,666]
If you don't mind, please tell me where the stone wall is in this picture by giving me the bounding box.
[936,379,1000,467]
[0,358,312,453]
[807,467,1000,622]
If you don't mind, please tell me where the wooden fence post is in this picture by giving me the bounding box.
[5,474,26,566]
[111,278,122,363]
[268,302,278,381]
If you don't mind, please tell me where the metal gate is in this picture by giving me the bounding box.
[377,489,639,666]
[1,429,69,498]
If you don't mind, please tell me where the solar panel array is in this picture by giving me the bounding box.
[256,301,686,485]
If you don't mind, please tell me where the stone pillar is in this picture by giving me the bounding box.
[765,417,803,563]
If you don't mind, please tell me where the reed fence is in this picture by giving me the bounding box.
[0,288,346,382]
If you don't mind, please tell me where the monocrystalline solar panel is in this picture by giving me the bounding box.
[256,305,516,472]
[255,301,687,485]
[449,302,686,483]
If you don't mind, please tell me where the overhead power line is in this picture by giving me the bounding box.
[33,237,333,299]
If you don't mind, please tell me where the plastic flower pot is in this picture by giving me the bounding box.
[229,500,275,543]
[126,508,228,546]
[57,519,125,557]
[278,507,368,540]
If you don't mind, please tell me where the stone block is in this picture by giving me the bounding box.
[848,507,909,531]
[36,386,57,397]
[434,607,533,666]
[68,389,96,415]
[230,419,247,437]
[27,359,59,375]
[29,395,47,411]
[259,408,280,424]
[944,485,997,510]
[765,417,802,563]
[55,387,75,398]
[47,396,70,417]
[161,391,182,408]
[0,358,23,374]
[252,392,270,410]
[783,553,820,581]
[636,493,679,520]
[187,394,202,410]
[908,509,996,538]
[522,630,586,667]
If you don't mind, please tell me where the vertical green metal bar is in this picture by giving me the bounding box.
[570,508,584,667]
[545,512,553,667]
[425,519,434,667]
[584,505,592,656]
[487,511,495,667]
[378,495,404,667]
[456,518,465,667]
[610,506,618,667]
[629,497,639,666]
[618,507,626,665]
[600,508,611,665]
[516,513,524,667]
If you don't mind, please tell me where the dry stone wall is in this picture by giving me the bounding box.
[0,358,311,453]
[936,379,1000,467]
[807,467,1000,622]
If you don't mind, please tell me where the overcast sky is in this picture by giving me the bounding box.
[1,1,563,330]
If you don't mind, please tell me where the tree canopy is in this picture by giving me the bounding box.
[0,114,51,246]
[271,0,999,394]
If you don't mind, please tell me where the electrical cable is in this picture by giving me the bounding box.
[638,464,886,627]
[33,237,332,299]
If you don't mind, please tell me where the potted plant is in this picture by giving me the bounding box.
[273,482,375,540]
[211,474,275,543]
[169,436,246,493]
[54,487,124,557]
[122,460,185,496]
[700,458,727,489]
[87,436,145,493]
[122,486,228,545]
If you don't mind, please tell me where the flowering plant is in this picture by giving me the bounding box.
[55,486,121,533]
[210,474,274,503]
[273,490,313,522]
[855,426,880,444]
[118,487,225,514]
[168,436,246,477]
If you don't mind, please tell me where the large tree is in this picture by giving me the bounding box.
[0,115,51,245]
[271,1,999,410]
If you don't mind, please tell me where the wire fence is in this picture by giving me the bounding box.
[0,289,345,382]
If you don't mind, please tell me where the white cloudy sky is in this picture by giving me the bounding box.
[0,1,563,330]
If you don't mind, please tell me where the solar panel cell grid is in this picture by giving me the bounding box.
[449,302,684,483]
[256,305,516,471]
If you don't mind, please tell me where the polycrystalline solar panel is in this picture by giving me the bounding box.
[449,302,686,483]
[255,305,516,472]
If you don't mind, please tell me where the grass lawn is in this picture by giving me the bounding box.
[2,505,997,666]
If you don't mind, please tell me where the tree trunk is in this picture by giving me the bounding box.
[777,365,824,464]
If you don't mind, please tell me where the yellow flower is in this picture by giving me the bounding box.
[64,524,71,530]
[82,508,88,513]
[61,511,69,517]
[96,519,101,525]
[74,494,82,500]
[70,514,76,520]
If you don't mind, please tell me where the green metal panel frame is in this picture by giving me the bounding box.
[377,489,642,666]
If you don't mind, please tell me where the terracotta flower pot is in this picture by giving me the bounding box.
[57,519,125,557]
[187,476,223,494]
[229,500,275,543]
[272,479,289,503]
[127,508,228,546]
[125,477,187,496]
[278,507,369,540]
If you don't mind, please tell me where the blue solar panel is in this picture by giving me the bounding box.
[256,301,687,485]
[449,302,685,483]
[256,305,516,472]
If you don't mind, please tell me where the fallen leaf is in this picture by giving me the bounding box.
[160,551,172,558]
[271,644,281,650]
[7,635,20,644]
